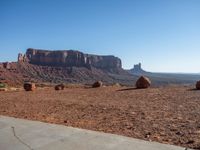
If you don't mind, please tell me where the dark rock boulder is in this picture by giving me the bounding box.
[55,84,65,90]
[136,76,151,89]
[24,82,36,91]
[92,81,103,88]
[196,81,200,90]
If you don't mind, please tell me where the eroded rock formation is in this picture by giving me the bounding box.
[24,48,122,70]
[129,63,147,74]
[0,48,135,86]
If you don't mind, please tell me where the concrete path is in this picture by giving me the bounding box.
[0,116,191,150]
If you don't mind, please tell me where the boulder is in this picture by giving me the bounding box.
[196,81,200,90]
[136,76,151,89]
[55,84,65,90]
[24,82,36,91]
[92,81,103,88]
[0,88,7,92]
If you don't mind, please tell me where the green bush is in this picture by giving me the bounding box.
[0,83,6,88]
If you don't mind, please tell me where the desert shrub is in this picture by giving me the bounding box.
[0,83,6,88]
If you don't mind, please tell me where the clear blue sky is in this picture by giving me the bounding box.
[1,0,200,73]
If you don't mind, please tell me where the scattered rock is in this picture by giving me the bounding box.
[196,81,200,90]
[92,81,103,88]
[176,131,184,136]
[0,85,200,149]
[55,84,65,90]
[186,140,195,144]
[0,88,8,91]
[145,132,151,138]
[113,83,121,87]
[136,76,151,89]
[23,82,36,91]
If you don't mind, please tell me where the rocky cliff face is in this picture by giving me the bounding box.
[25,48,122,70]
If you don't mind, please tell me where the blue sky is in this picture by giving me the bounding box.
[1,0,200,73]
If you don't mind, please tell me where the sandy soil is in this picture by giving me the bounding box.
[0,85,200,149]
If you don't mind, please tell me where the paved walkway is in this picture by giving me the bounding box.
[0,116,190,150]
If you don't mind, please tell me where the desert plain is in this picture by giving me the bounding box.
[0,85,200,149]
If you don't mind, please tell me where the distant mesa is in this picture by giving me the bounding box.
[1,48,199,86]
[18,48,122,71]
[0,48,134,86]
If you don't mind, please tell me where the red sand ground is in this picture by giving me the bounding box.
[0,85,200,149]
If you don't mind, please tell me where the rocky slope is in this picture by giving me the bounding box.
[0,49,136,86]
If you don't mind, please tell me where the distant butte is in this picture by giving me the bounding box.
[129,63,147,74]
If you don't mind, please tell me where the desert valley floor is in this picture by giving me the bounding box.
[0,85,200,149]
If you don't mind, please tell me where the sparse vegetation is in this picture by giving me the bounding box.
[0,83,6,88]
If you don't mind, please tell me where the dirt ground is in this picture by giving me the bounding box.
[0,85,200,149]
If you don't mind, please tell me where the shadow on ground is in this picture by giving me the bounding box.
[187,88,199,91]
[117,87,138,91]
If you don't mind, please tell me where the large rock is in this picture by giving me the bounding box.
[0,88,7,91]
[136,76,151,89]
[24,82,36,91]
[196,81,200,90]
[55,84,65,90]
[25,48,122,70]
[92,81,103,88]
